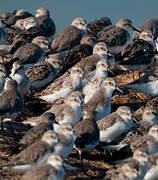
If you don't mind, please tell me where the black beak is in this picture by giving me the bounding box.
[116,86,124,94]
[130,25,141,33]
[3,21,15,30]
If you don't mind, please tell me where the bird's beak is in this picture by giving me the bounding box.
[54,120,59,125]
[130,25,141,33]
[13,69,18,76]
[132,116,139,124]
[3,21,15,30]
[108,67,115,75]
[116,86,123,94]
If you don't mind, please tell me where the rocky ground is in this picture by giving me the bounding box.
[0,69,151,180]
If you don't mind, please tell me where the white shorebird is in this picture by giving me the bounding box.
[97,106,135,143]
[25,55,62,89]
[47,91,84,128]
[10,61,30,97]
[39,66,84,104]
[122,65,158,97]
[97,18,140,55]
[0,130,58,170]
[86,78,122,121]
[112,150,148,180]
[54,123,74,160]
[83,59,109,103]
[20,153,64,180]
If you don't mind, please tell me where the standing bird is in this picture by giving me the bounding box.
[36,7,56,37]
[73,110,100,162]
[144,152,158,180]
[50,17,87,53]
[47,91,84,128]
[87,17,112,37]
[111,150,148,180]
[0,130,58,170]
[97,18,140,55]
[25,55,62,89]
[0,78,23,121]
[0,62,6,93]
[12,36,48,69]
[39,66,84,104]
[86,78,122,121]
[130,125,158,154]
[97,106,135,143]
[83,59,109,103]
[133,18,158,40]
[54,123,74,160]
[60,34,96,74]
[10,61,30,97]
[122,65,158,97]
[19,112,58,148]
[116,30,155,74]
[20,153,64,180]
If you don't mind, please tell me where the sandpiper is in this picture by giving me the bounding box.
[116,30,155,73]
[73,110,100,161]
[0,130,58,170]
[50,17,87,53]
[25,55,62,89]
[10,61,30,97]
[20,153,64,180]
[97,106,135,143]
[13,36,48,69]
[144,152,158,180]
[54,123,74,160]
[39,66,83,104]
[133,18,158,40]
[83,59,109,103]
[87,17,112,37]
[97,18,140,55]
[123,65,158,97]
[19,112,58,148]
[130,125,158,154]
[0,78,23,121]
[74,42,112,84]
[112,150,148,180]
[86,78,122,121]
[61,34,96,74]
[47,91,84,128]
[36,7,56,37]
[0,62,6,93]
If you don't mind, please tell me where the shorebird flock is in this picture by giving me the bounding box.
[0,7,158,180]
